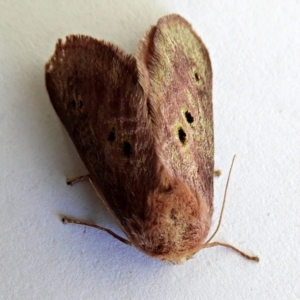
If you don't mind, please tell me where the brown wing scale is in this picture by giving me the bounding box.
[45,35,159,231]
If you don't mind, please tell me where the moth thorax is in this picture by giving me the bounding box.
[138,180,212,264]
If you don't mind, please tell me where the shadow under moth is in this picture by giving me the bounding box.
[45,14,258,264]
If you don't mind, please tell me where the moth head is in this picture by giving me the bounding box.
[129,177,212,264]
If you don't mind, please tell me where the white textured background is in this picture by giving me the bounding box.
[1,1,299,299]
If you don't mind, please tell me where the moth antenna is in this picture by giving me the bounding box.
[205,155,236,243]
[201,241,259,262]
[203,155,259,262]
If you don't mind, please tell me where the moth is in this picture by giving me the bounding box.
[45,14,258,264]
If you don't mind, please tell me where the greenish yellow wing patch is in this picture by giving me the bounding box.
[136,14,213,208]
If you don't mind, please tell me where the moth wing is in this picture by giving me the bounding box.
[136,14,214,209]
[45,36,157,229]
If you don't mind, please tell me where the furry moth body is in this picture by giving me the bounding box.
[45,14,258,264]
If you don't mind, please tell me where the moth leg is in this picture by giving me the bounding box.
[65,176,132,246]
[62,216,132,246]
[214,170,221,177]
[66,174,89,185]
